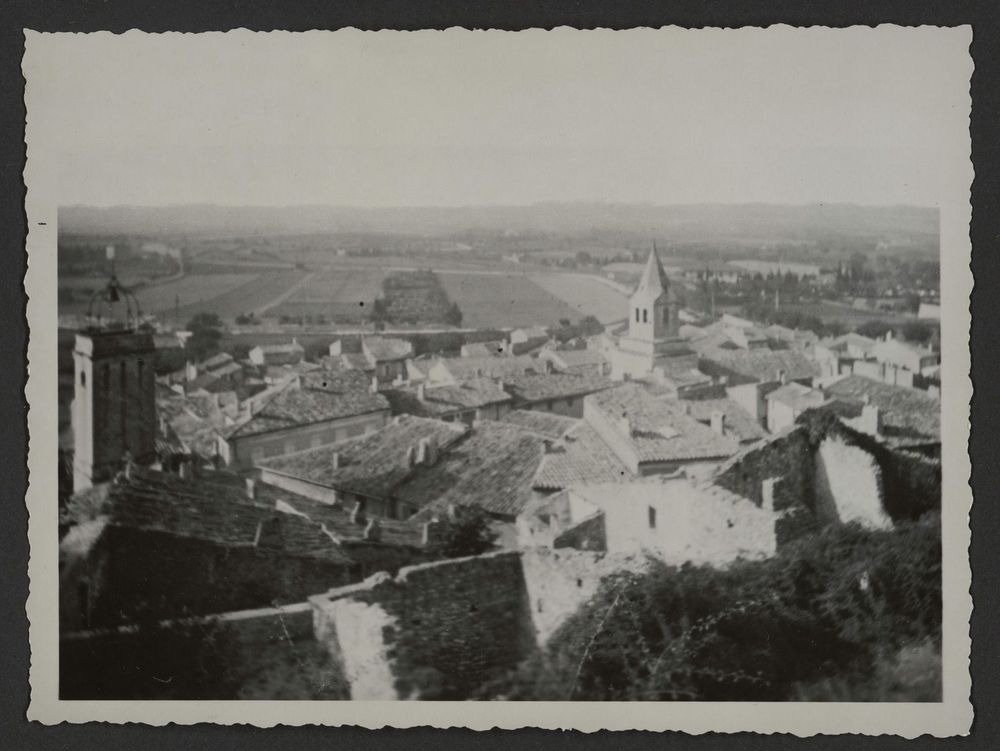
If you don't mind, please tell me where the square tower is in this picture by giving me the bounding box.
[72,329,157,491]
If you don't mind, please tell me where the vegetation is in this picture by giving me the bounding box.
[477,517,941,701]
[61,613,241,700]
[548,315,604,343]
[428,507,499,559]
[371,269,463,327]
[185,312,224,361]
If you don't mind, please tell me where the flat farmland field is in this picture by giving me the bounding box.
[166,270,309,320]
[529,273,629,324]
[134,274,259,314]
[267,268,385,322]
[438,272,581,329]
[58,273,258,317]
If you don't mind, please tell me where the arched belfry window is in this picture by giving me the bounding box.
[635,308,640,323]
[642,309,648,323]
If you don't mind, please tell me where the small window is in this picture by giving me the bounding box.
[80,370,86,387]
[642,309,648,323]
[576,578,583,588]
[635,308,640,323]
[536,599,544,614]
[648,506,657,529]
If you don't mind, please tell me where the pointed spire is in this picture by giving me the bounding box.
[634,244,670,299]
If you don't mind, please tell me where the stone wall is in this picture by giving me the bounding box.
[311,551,535,699]
[814,436,890,529]
[520,548,648,648]
[714,427,814,514]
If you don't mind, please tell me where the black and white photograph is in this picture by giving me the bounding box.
[23,26,973,734]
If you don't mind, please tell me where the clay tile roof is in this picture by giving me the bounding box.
[259,415,468,498]
[201,352,235,370]
[698,346,821,385]
[498,409,579,439]
[765,382,827,411]
[439,355,540,382]
[395,421,547,518]
[547,348,609,369]
[503,371,613,403]
[383,379,512,418]
[362,336,413,361]
[228,372,388,439]
[681,398,769,443]
[532,421,633,491]
[65,467,424,561]
[588,383,741,463]
[822,375,940,444]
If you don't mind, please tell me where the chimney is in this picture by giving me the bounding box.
[885,330,894,341]
[416,438,429,465]
[710,410,726,435]
[185,361,198,383]
[331,451,339,470]
[370,375,379,393]
[777,369,787,385]
[497,377,506,392]
[861,404,883,436]
[363,518,382,542]
[417,382,427,402]
[405,445,416,467]
[542,438,554,454]
[543,358,552,374]
[349,500,363,525]
[245,477,256,499]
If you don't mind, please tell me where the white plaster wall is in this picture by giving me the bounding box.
[326,598,400,700]
[815,437,891,530]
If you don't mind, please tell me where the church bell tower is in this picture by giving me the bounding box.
[71,247,157,491]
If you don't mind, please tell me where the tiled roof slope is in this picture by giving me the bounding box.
[64,467,426,561]
[259,415,468,499]
[698,346,820,384]
[822,375,940,444]
[437,354,541,382]
[396,420,547,518]
[363,336,413,361]
[503,371,613,403]
[228,370,388,438]
[498,409,579,439]
[588,383,740,463]
[681,398,768,443]
[766,382,826,411]
[382,378,511,418]
[532,421,632,490]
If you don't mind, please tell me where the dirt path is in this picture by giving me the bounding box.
[252,271,317,315]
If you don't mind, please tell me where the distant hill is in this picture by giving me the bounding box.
[58,202,938,246]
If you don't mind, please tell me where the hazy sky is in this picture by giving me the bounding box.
[24,27,970,208]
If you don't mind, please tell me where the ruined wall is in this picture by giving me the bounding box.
[714,427,818,545]
[312,552,535,699]
[814,436,890,529]
[714,428,813,513]
[520,548,648,648]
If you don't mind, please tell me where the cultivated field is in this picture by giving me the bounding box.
[437,272,581,329]
[529,273,629,324]
[266,268,385,322]
[58,273,257,317]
